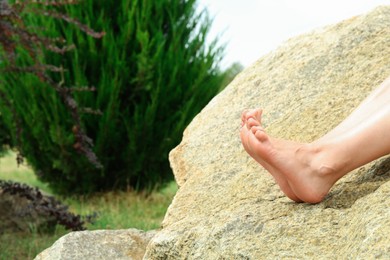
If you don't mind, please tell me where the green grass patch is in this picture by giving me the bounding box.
[0,151,51,192]
[0,227,69,260]
[0,152,177,259]
[63,182,178,231]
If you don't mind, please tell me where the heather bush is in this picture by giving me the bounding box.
[0,0,231,194]
[0,180,96,232]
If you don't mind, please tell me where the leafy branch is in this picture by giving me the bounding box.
[0,180,96,231]
[0,0,104,168]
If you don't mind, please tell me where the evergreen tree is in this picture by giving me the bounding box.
[0,0,229,194]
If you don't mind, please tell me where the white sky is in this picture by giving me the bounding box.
[198,0,390,68]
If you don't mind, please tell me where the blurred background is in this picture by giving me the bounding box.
[0,0,388,258]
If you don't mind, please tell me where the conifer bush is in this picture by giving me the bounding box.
[0,0,230,194]
[0,115,11,155]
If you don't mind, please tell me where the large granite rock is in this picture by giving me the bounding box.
[35,229,156,260]
[145,6,390,259]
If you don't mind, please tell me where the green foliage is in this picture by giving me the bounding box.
[0,114,11,156]
[0,0,229,194]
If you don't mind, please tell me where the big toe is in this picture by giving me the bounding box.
[251,126,268,142]
[241,109,254,120]
[247,108,263,122]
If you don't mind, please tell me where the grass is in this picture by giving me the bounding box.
[0,151,177,259]
[0,152,50,192]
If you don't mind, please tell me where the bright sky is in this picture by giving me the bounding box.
[198,0,390,68]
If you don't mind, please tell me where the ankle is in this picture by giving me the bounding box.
[297,143,337,176]
[308,142,349,178]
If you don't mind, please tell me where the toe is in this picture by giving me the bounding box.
[240,126,253,154]
[241,109,252,120]
[246,109,258,120]
[247,117,260,129]
[250,125,263,134]
[253,127,268,142]
[247,108,263,122]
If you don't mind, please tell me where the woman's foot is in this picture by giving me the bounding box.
[240,109,342,203]
[240,109,302,202]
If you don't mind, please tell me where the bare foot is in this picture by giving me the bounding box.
[240,109,339,203]
[240,109,302,202]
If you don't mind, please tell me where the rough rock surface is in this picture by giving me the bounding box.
[35,229,156,260]
[145,6,390,259]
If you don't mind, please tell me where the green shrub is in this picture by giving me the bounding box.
[0,0,229,194]
[0,114,11,156]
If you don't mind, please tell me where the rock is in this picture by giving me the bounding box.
[144,6,390,259]
[35,229,156,260]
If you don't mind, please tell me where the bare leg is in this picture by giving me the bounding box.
[318,76,390,142]
[240,76,390,203]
